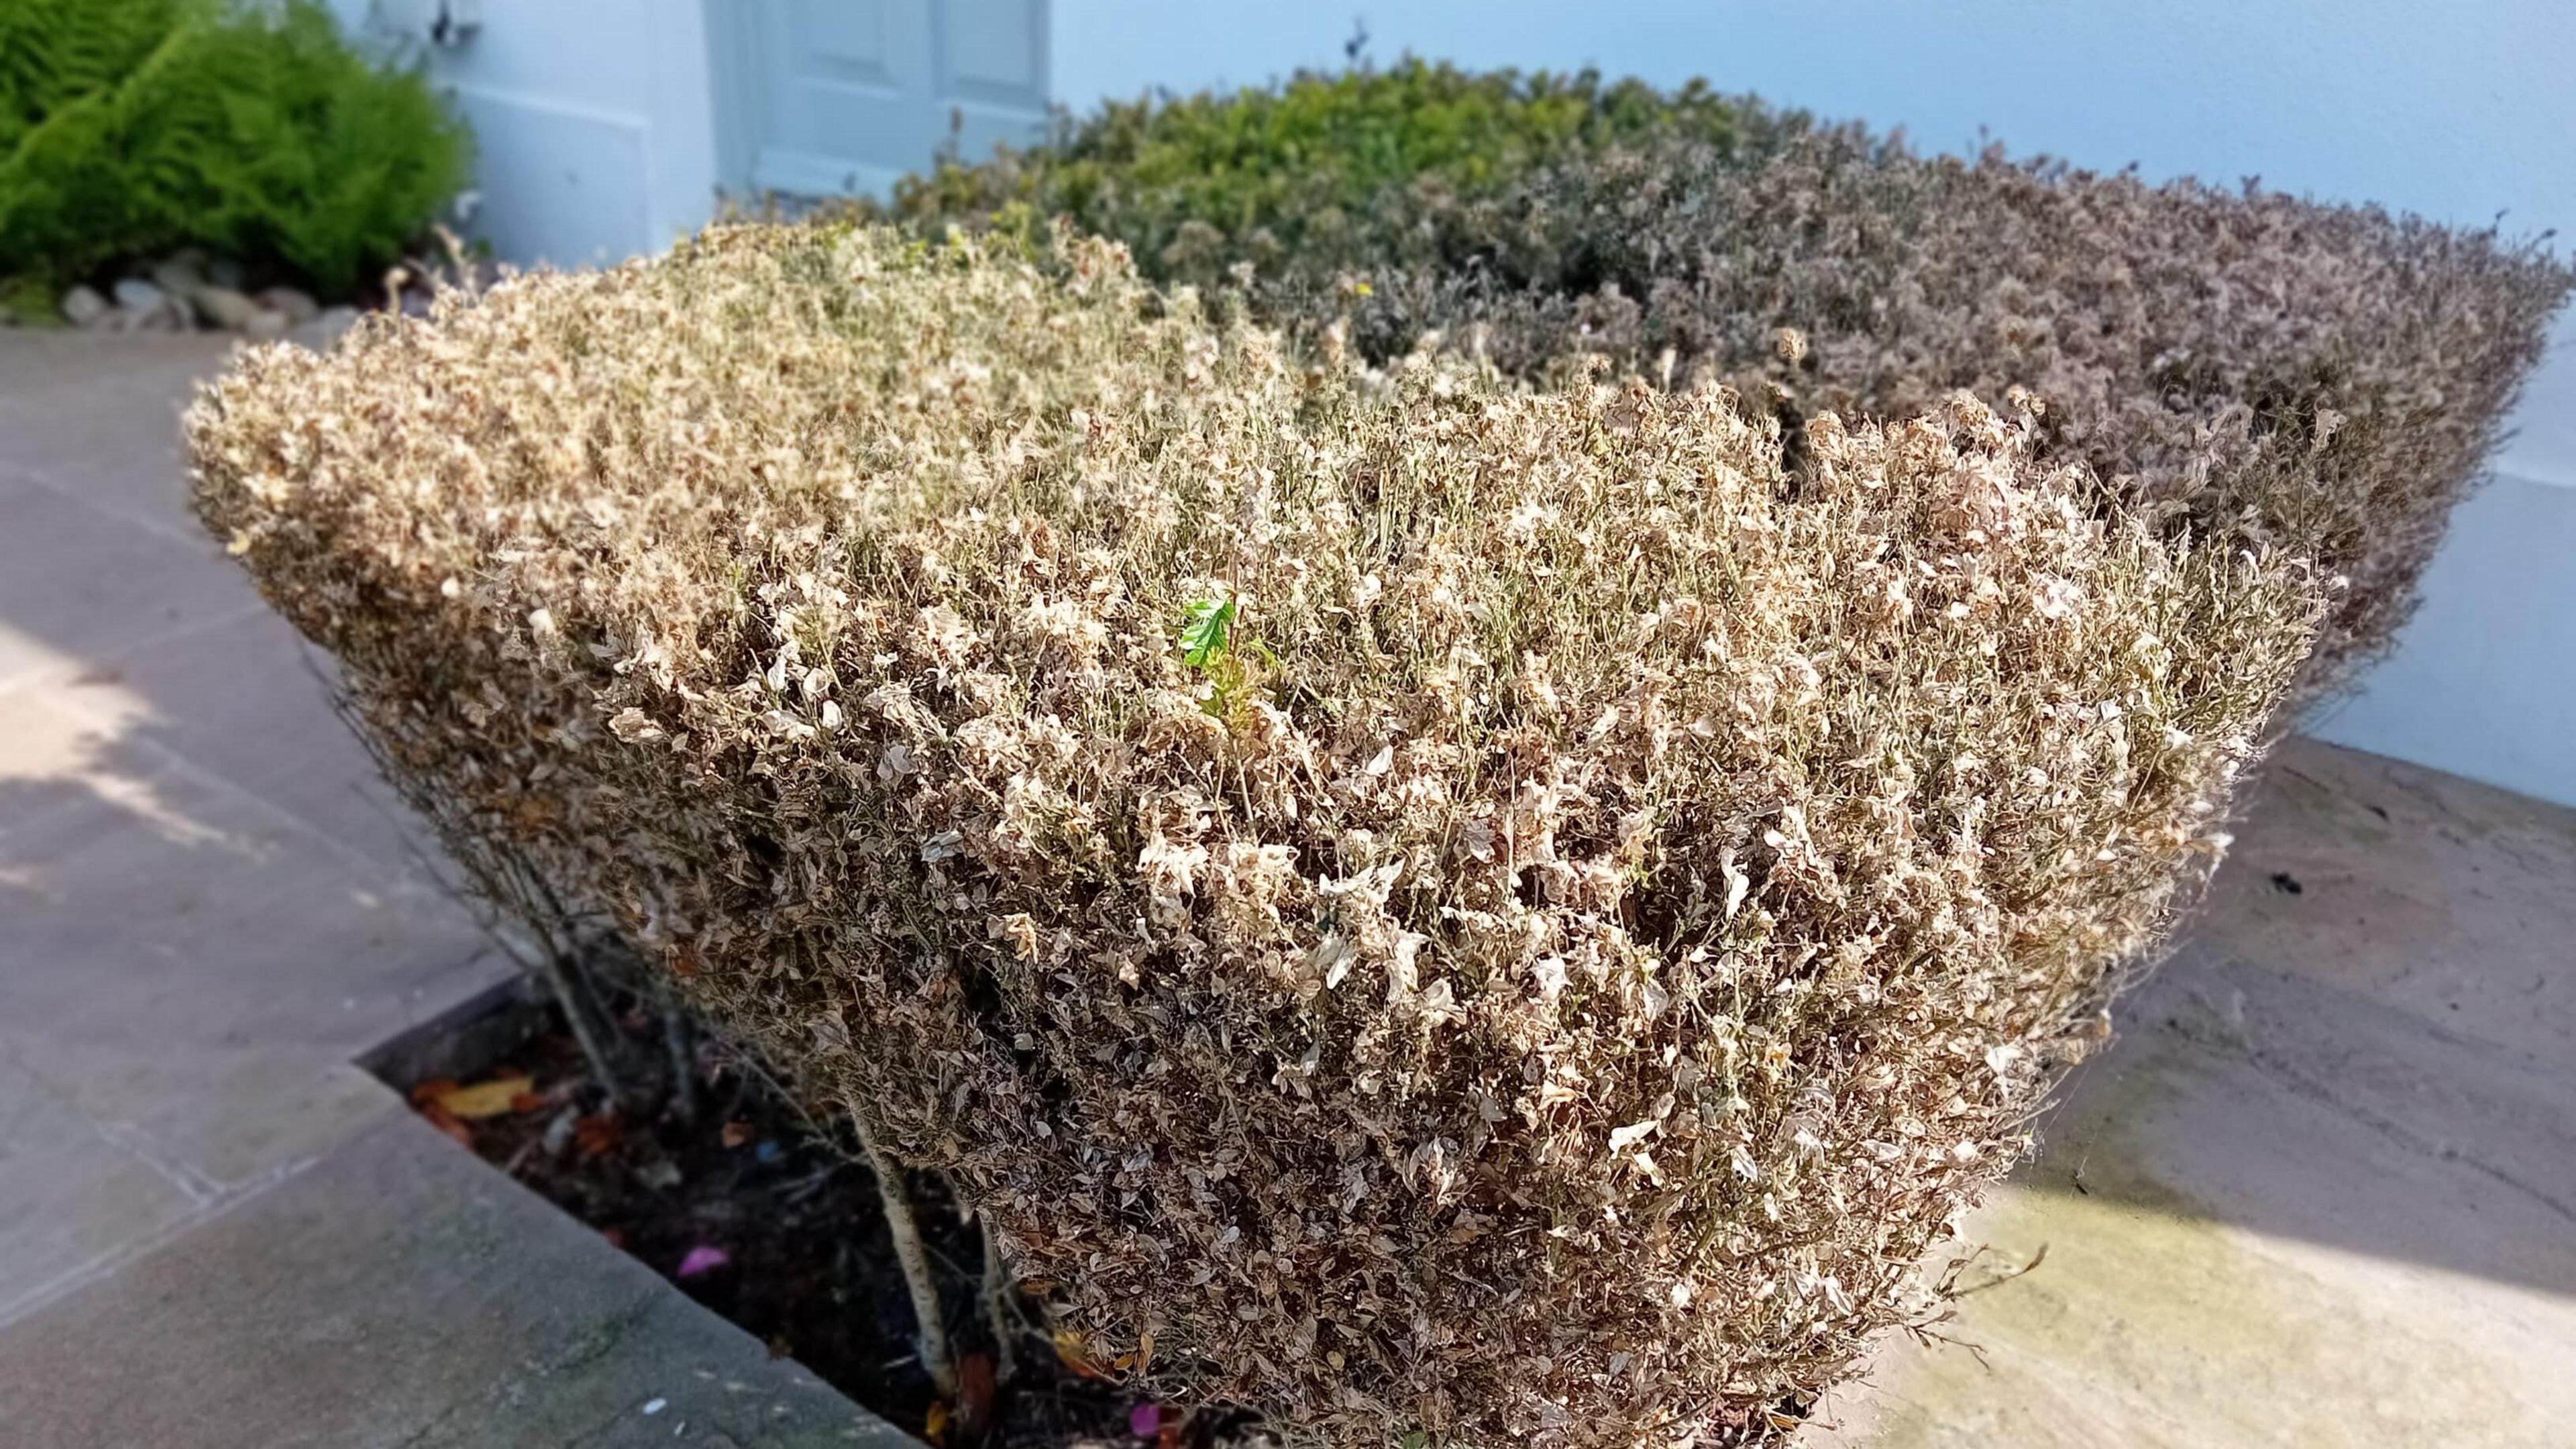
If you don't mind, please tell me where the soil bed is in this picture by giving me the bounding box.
[371,981,1238,1449]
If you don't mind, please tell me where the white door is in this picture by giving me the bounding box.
[718,0,1051,201]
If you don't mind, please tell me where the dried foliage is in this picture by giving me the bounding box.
[192,226,2321,1446]
[902,97,2569,704]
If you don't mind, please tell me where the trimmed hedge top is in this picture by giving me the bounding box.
[897,78,2571,708]
[892,59,1737,286]
[193,227,2319,1448]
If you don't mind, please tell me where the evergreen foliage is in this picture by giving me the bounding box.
[891,59,1736,287]
[0,0,468,298]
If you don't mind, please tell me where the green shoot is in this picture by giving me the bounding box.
[1180,595,1237,669]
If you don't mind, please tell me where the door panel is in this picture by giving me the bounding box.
[729,0,1049,201]
[941,0,1044,111]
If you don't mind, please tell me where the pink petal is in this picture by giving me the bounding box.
[1129,1402,1163,1438]
[676,1245,731,1277]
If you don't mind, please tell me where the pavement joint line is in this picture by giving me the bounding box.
[6,452,225,557]
[0,598,272,705]
[2166,983,2576,1226]
[89,1118,228,1208]
[25,647,464,900]
[0,1141,331,1332]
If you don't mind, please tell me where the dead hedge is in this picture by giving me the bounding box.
[191,225,2322,1447]
[901,99,2570,704]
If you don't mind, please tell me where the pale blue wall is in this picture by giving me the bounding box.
[339,0,721,269]
[1055,0,2576,805]
[2307,477,2576,806]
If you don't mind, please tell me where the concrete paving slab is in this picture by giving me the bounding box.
[0,1044,207,1320]
[0,332,231,543]
[1813,737,2576,1449]
[0,1110,908,1449]
[2201,738,2576,1060]
[48,602,443,875]
[0,688,496,1057]
[3,1038,403,1199]
[0,464,253,692]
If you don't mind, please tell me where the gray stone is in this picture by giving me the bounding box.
[311,304,362,344]
[116,303,187,333]
[109,278,191,333]
[147,256,207,300]
[110,277,166,312]
[205,255,246,290]
[242,307,292,340]
[256,285,322,325]
[191,284,266,332]
[57,285,108,328]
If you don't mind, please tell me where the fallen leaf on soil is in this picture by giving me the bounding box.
[955,1353,997,1438]
[721,1120,755,1148]
[923,1400,950,1446]
[574,1112,623,1159]
[409,1077,460,1107]
[431,1074,535,1120]
[1053,1328,1112,1380]
[417,1100,474,1148]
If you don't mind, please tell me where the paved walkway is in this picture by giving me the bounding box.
[1822,726,2576,1442]
[0,332,900,1448]
[1,329,2569,1447]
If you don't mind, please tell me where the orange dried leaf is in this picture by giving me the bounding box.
[574,1111,623,1159]
[432,1074,534,1120]
[1053,1328,1112,1380]
[955,1353,997,1436]
[417,1101,474,1148]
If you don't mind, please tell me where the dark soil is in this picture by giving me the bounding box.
[372,979,1228,1449]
